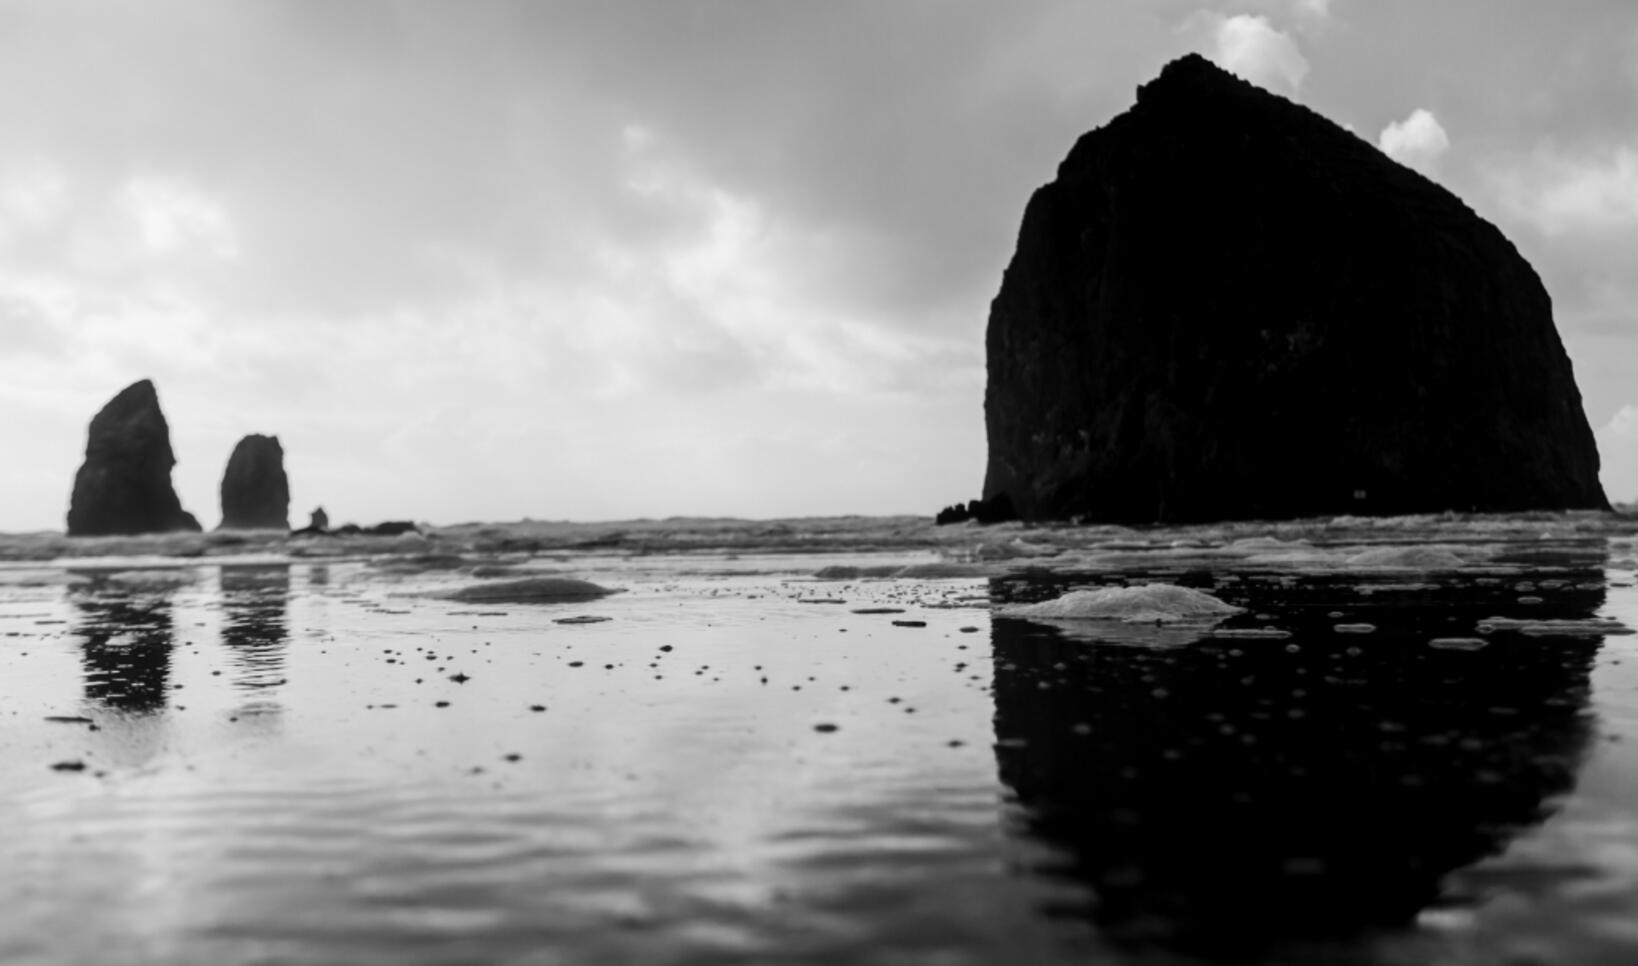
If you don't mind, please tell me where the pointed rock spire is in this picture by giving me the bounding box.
[67,380,202,535]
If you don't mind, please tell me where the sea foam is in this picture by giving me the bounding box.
[999,583,1243,624]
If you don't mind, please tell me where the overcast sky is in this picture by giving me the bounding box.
[3,0,1637,531]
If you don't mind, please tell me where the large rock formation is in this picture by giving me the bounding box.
[218,434,290,530]
[67,380,202,535]
[983,54,1607,523]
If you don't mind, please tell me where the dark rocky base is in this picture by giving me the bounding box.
[293,520,420,538]
[934,494,1019,526]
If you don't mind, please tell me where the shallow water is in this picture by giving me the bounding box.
[4,520,1638,964]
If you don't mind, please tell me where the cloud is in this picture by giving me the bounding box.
[1378,108,1450,175]
[1208,15,1309,96]
[1597,404,1638,503]
[1294,0,1332,20]
[1489,145,1638,236]
[0,162,68,228]
[1480,141,1638,427]
[0,289,62,357]
[119,177,238,260]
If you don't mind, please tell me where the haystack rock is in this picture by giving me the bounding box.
[218,434,290,530]
[66,380,202,535]
[982,54,1607,523]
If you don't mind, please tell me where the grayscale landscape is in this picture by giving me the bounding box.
[5,2,1638,964]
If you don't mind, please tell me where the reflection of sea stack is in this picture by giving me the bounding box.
[66,380,202,535]
[71,583,178,713]
[219,434,291,530]
[988,568,1604,954]
[221,564,291,694]
[982,54,1607,522]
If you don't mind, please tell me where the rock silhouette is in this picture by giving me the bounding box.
[291,507,329,536]
[66,380,201,535]
[934,494,1018,525]
[218,434,290,530]
[982,54,1608,522]
[329,521,418,536]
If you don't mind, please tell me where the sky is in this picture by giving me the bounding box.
[2,0,1637,531]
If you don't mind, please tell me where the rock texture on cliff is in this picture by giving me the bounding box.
[219,434,291,530]
[983,54,1607,523]
[67,380,202,535]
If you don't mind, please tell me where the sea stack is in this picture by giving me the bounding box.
[218,434,291,530]
[66,380,202,535]
[982,54,1607,523]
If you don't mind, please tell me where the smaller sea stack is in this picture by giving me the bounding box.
[219,434,291,530]
[67,380,202,536]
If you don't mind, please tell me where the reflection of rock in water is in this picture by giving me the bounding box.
[990,566,1604,956]
[70,580,177,713]
[220,564,291,693]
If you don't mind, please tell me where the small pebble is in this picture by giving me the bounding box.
[1429,637,1489,651]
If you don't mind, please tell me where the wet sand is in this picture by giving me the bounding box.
[3,515,1638,964]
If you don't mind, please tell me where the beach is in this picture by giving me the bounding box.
[4,514,1638,964]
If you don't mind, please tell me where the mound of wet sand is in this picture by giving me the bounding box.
[441,576,620,604]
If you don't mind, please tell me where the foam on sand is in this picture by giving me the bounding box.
[105,569,198,589]
[811,565,904,580]
[1476,616,1634,637]
[892,562,994,579]
[1345,546,1467,570]
[999,583,1244,624]
[810,562,995,580]
[969,538,1061,561]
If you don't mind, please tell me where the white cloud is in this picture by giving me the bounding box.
[1378,108,1450,175]
[0,163,69,229]
[1294,0,1332,20]
[1490,146,1638,236]
[1605,404,1638,439]
[1209,15,1309,96]
[598,127,976,400]
[119,177,239,259]
[1597,404,1638,503]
